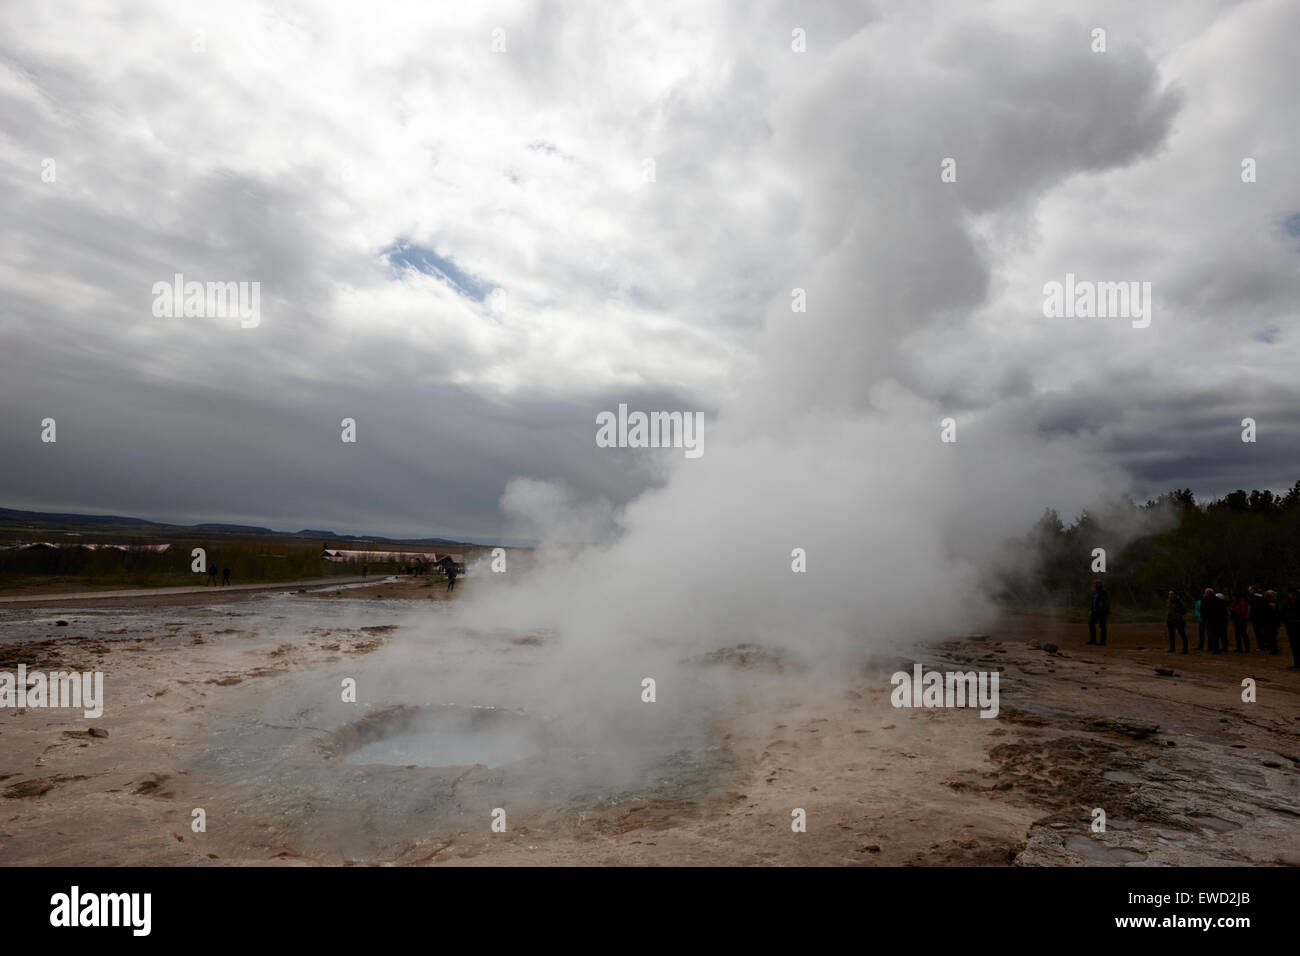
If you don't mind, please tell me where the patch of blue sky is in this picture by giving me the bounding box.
[383,239,496,302]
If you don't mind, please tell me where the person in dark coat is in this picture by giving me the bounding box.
[1260,590,1281,655]
[1194,591,1206,650]
[1282,589,1300,669]
[1248,585,1266,651]
[1203,591,1229,653]
[222,567,231,586]
[1230,593,1249,652]
[1087,579,1110,646]
[446,562,459,593]
[1165,589,1188,654]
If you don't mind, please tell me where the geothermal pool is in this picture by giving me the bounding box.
[337,705,547,769]
[0,590,741,863]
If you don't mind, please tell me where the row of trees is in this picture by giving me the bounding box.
[996,481,1300,613]
[0,542,347,587]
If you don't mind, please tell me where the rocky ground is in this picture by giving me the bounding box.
[0,582,1295,866]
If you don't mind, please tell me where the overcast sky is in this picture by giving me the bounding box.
[1,0,1297,541]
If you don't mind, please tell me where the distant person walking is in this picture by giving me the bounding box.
[1087,579,1110,646]
[208,563,218,587]
[1282,589,1300,670]
[1230,593,1249,652]
[445,563,459,593]
[362,564,368,578]
[1165,590,1188,654]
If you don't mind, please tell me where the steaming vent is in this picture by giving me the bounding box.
[323,704,548,769]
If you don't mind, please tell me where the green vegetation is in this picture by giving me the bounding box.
[997,481,1300,612]
[0,527,489,591]
[0,539,355,589]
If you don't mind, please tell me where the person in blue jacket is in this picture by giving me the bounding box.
[1194,591,1205,650]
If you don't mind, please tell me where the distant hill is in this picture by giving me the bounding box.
[0,507,167,529]
[0,507,474,548]
[194,523,275,534]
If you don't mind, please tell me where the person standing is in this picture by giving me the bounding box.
[1211,592,1230,653]
[1087,579,1110,646]
[1248,585,1266,650]
[208,562,218,587]
[1261,590,1281,655]
[1194,591,1205,650]
[1165,589,1188,654]
[446,562,459,593]
[1230,593,1249,652]
[1198,589,1221,653]
[222,567,231,586]
[1282,589,1300,670]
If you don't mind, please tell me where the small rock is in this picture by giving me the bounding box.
[87,727,109,738]
[3,778,57,798]
[1262,760,1282,768]
[1093,717,1159,739]
[1043,643,1059,654]
[1154,666,1175,677]
[861,844,881,853]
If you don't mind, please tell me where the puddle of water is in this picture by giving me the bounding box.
[346,723,540,768]
[1188,814,1241,833]
[1064,834,1147,863]
[339,705,543,769]
[1103,770,1141,783]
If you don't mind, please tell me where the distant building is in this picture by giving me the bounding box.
[320,547,464,571]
